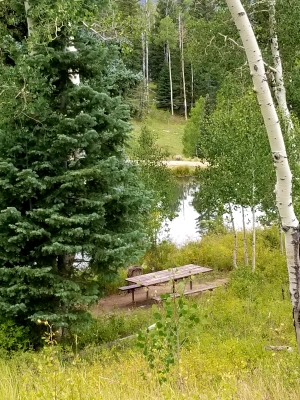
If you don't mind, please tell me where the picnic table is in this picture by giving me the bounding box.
[119,264,213,302]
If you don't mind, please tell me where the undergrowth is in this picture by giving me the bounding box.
[0,226,299,399]
[142,225,286,277]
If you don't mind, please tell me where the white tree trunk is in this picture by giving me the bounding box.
[226,0,300,351]
[269,0,293,133]
[252,206,256,272]
[242,206,249,265]
[229,204,238,269]
[142,31,146,113]
[24,1,34,37]
[145,33,149,107]
[179,14,187,120]
[145,0,149,108]
[142,32,146,82]
[167,42,174,116]
[191,64,194,109]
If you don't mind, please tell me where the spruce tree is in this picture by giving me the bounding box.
[0,1,150,341]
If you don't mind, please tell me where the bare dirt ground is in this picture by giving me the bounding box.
[92,278,228,315]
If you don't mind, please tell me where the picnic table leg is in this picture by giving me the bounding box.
[172,279,175,294]
[190,277,192,290]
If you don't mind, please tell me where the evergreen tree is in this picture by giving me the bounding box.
[0,1,150,341]
[117,0,140,19]
[133,125,180,246]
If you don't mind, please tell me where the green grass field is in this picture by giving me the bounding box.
[128,104,186,159]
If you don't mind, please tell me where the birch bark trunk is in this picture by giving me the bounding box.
[269,0,293,133]
[229,204,238,269]
[242,207,249,265]
[167,41,174,116]
[24,1,34,37]
[145,32,149,107]
[252,206,256,272]
[225,0,300,351]
[144,0,149,109]
[142,31,146,113]
[191,64,194,109]
[179,14,187,120]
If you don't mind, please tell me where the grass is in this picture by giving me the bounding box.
[1,227,299,399]
[0,276,299,399]
[141,225,286,275]
[128,106,186,159]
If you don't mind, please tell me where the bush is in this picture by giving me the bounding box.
[140,227,286,274]
[0,319,31,352]
[67,309,154,350]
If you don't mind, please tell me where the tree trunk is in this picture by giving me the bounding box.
[167,41,174,116]
[179,14,187,120]
[142,31,146,114]
[145,0,149,109]
[269,0,293,133]
[191,64,194,109]
[145,32,149,107]
[280,226,284,254]
[24,1,34,37]
[242,206,249,265]
[229,204,238,269]
[252,206,256,272]
[225,0,300,352]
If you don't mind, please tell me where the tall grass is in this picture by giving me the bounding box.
[0,227,299,399]
[1,279,299,399]
[142,226,286,278]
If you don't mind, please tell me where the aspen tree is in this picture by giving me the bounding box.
[225,0,300,351]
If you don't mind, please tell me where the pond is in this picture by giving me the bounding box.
[159,182,261,247]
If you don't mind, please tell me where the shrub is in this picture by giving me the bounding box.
[0,319,31,352]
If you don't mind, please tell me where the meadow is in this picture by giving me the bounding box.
[0,228,299,399]
[128,105,186,159]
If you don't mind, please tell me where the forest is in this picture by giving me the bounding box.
[0,0,300,398]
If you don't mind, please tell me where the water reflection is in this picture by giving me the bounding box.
[159,182,262,247]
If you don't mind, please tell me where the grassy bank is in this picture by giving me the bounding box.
[0,227,299,399]
[128,107,186,159]
[0,273,298,399]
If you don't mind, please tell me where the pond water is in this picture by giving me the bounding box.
[159,186,261,247]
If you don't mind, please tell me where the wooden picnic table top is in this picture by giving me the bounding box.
[126,264,212,287]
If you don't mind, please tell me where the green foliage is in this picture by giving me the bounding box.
[183,96,206,157]
[191,76,276,228]
[0,246,296,398]
[228,266,265,300]
[130,103,186,157]
[69,309,154,349]
[155,16,177,50]
[0,1,151,341]
[0,319,31,352]
[156,63,172,109]
[141,226,286,274]
[132,125,180,245]
[137,294,199,383]
[170,165,197,177]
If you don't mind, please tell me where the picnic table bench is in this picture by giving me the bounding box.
[118,284,142,302]
[152,278,228,302]
[119,264,213,303]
